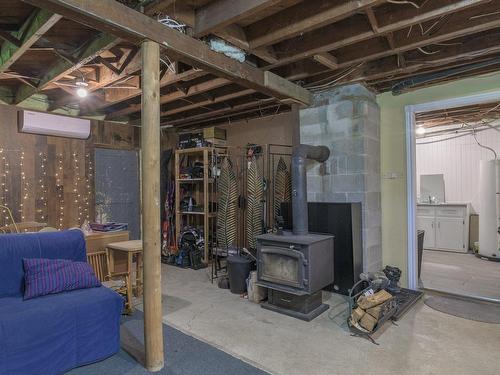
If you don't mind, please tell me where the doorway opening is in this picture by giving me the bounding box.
[405,92,500,302]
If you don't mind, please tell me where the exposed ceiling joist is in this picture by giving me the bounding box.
[15,32,120,104]
[49,46,141,110]
[313,52,338,70]
[0,31,22,48]
[143,0,176,16]
[167,98,278,127]
[83,68,206,115]
[23,0,311,106]
[247,0,383,49]
[107,76,232,119]
[0,9,62,73]
[145,1,280,64]
[194,0,282,37]
[269,0,491,69]
[160,88,256,118]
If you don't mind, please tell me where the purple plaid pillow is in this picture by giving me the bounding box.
[23,258,101,300]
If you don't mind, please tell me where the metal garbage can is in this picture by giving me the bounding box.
[227,255,253,294]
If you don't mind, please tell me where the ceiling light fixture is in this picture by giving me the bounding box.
[76,78,88,98]
[416,126,426,136]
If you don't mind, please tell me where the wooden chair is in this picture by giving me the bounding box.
[86,250,133,314]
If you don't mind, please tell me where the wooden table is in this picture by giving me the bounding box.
[85,231,130,253]
[107,240,143,298]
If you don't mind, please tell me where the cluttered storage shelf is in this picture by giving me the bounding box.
[174,147,221,265]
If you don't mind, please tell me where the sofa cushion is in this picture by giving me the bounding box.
[0,230,86,298]
[23,258,101,300]
[0,287,123,375]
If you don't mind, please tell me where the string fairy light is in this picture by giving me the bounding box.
[56,153,65,229]
[72,152,83,225]
[0,148,7,227]
[19,151,27,225]
[38,152,48,222]
[84,152,93,221]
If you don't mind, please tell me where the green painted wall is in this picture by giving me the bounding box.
[377,72,500,286]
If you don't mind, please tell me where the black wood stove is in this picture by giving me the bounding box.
[256,144,334,321]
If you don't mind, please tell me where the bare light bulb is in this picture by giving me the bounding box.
[76,79,89,98]
[416,126,426,136]
[76,87,88,98]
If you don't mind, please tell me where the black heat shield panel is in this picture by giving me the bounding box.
[281,202,363,295]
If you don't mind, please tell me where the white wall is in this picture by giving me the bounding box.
[416,126,500,213]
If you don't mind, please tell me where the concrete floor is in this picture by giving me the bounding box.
[133,264,500,375]
[421,250,500,300]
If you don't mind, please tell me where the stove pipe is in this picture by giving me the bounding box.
[291,144,330,235]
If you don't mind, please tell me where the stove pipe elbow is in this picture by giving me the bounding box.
[291,144,330,235]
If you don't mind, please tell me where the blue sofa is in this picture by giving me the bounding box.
[0,230,123,375]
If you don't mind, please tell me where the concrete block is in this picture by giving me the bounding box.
[315,192,347,203]
[346,155,365,174]
[300,106,327,126]
[364,174,381,193]
[326,101,354,122]
[307,175,323,193]
[330,137,365,156]
[332,174,365,193]
[346,192,364,203]
[329,156,347,175]
[362,137,380,158]
[365,192,381,211]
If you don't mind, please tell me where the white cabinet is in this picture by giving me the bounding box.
[417,204,469,253]
[417,216,436,248]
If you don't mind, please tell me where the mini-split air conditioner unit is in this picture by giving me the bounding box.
[18,110,91,140]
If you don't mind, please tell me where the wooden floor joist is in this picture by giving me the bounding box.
[23,0,312,106]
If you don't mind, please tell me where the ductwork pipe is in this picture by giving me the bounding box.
[291,144,330,235]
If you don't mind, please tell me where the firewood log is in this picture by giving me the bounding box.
[357,290,392,310]
[351,307,365,323]
[359,313,378,332]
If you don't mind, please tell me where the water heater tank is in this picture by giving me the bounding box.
[478,159,500,258]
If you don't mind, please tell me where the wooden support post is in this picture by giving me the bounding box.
[141,40,164,372]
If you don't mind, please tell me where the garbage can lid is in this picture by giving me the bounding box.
[227,254,253,264]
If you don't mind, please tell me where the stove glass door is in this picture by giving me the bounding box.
[260,246,305,289]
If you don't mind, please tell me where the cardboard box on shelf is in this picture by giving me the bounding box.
[203,126,226,140]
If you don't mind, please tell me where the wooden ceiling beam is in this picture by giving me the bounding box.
[176,103,283,129]
[214,24,279,64]
[194,0,282,37]
[106,76,232,119]
[14,32,120,104]
[49,47,141,110]
[82,68,206,114]
[334,7,500,69]
[269,0,490,68]
[313,52,338,70]
[164,98,277,127]
[306,34,500,89]
[23,0,311,105]
[160,88,256,118]
[247,0,383,49]
[0,31,22,48]
[0,9,62,73]
[145,2,279,64]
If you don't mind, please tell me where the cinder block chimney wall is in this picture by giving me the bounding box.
[300,84,382,272]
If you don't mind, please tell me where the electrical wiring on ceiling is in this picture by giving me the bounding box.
[473,129,498,158]
[387,0,420,9]
[417,101,500,158]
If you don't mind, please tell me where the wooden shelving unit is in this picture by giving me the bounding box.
[174,147,217,263]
